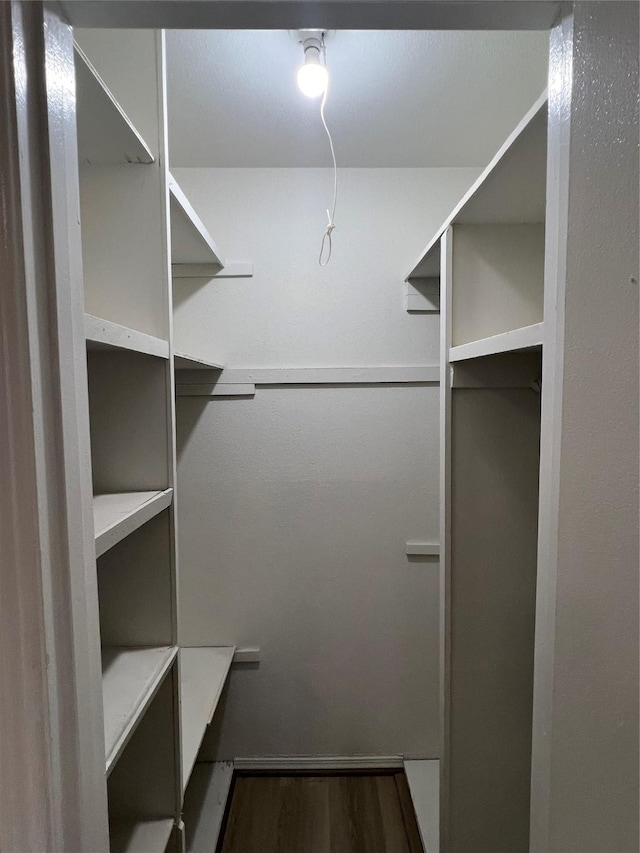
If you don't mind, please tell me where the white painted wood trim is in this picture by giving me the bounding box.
[174,352,224,371]
[74,42,154,165]
[449,323,544,362]
[232,647,262,664]
[94,488,173,558]
[405,91,548,283]
[406,542,440,557]
[179,647,235,792]
[156,30,183,823]
[233,755,404,771]
[168,172,225,268]
[184,762,234,853]
[102,645,178,774]
[529,22,572,845]
[1,6,109,848]
[85,313,170,359]
[404,760,440,853]
[439,228,454,850]
[217,366,440,385]
[176,383,256,398]
[109,818,174,853]
[173,262,254,279]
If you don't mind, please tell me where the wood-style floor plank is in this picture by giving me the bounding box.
[218,773,422,853]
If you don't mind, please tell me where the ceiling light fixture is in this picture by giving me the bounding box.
[297,34,328,98]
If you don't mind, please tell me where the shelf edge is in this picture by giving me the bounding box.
[449,322,544,362]
[95,488,173,558]
[85,314,169,359]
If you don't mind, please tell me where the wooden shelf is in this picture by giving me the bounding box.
[180,647,235,791]
[449,323,543,363]
[85,314,169,359]
[404,760,439,853]
[174,352,224,372]
[102,646,178,774]
[110,818,174,853]
[74,44,154,166]
[406,91,547,284]
[94,490,173,558]
[169,173,225,270]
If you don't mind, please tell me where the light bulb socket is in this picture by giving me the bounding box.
[302,36,323,65]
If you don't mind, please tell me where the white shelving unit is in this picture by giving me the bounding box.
[74,43,154,166]
[169,173,225,272]
[93,490,173,558]
[406,90,548,286]
[179,647,235,791]
[72,30,239,851]
[75,30,182,850]
[174,352,224,372]
[406,92,548,853]
[102,646,178,773]
[85,314,169,360]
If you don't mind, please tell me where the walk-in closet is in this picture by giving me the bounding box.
[2,3,638,853]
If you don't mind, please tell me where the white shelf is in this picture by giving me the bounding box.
[404,760,440,853]
[174,352,224,372]
[449,322,543,363]
[85,314,170,359]
[180,647,235,791]
[74,44,154,165]
[110,818,174,853]
[169,173,225,269]
[94,489,173,558]
[102,646,178,774]
[183,762,234,853]
[406,91,547,284]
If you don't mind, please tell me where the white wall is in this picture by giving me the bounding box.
[173,167,479,759]
[530,5,639,851]
[172,168,478,367]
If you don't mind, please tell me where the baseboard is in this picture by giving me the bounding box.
[233,755,404,771]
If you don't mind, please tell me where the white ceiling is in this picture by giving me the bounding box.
[166,29,548,168]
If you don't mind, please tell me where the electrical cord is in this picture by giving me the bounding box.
[318,57,337,267]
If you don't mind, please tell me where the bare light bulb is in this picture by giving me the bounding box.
[297,37,328,98]
[297,61,328,98]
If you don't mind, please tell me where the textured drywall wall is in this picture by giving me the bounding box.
[174,167,478,758]
[530,4,639,851]
[178,385,440,758]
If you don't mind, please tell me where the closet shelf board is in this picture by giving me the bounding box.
[169,173,226,268]
[449,323,544,362]
[94,489,173,558]
[180,647,236,792]
[85,314,169,359]
[406,90,548,284]
[174,352,224,371]
[74,44,154,165]
[102,646,178,774]
[183,762,234,853]
[404,760,439,853]
[109,818,174,853]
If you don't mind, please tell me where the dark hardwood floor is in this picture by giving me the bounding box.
[217,772,423,853]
